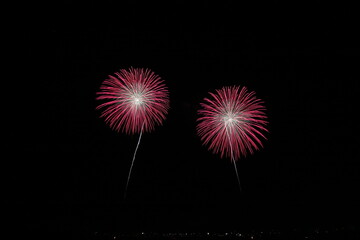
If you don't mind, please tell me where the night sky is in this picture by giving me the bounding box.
[20,0,359,237]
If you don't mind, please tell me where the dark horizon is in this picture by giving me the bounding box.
[20,1,359,238]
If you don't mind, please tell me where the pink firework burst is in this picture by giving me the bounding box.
[197,86,268,190]
[96,67,169,199]
[96,67,169,134]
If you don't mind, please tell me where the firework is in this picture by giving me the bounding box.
[97,68,169,134]
[96,67,169,198]
[197,86,268,190]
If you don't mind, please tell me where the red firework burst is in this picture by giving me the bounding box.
[96,67,169,199]
[96,67,170,134]
[197,86,268,162]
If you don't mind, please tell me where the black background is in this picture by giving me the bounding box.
[20,0,359,238]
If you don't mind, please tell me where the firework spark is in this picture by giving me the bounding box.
[197,86,268,190]
[96,67,169,199]
[97,68,169,134]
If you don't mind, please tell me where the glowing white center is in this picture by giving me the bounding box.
[223,114,236,125]
[225,117,234,123]
[134,98,141,104]
[132,94,143,105]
